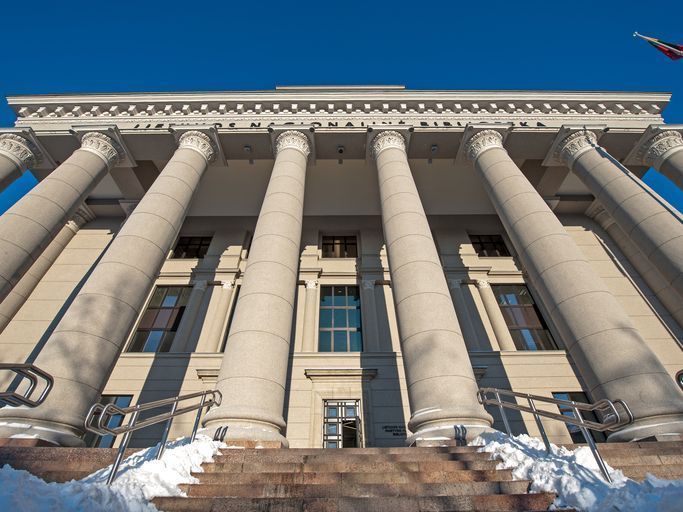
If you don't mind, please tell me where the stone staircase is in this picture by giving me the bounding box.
[0,442,681,511]
[152,446,554,511]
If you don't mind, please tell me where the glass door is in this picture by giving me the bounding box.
[323,399,361,448]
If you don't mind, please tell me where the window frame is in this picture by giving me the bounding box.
[318,285,363,353]
[468,234,511,258]
[127,285,192,353]
[491,283,558,351]
[320,235,359,259]
[170,236,213,260]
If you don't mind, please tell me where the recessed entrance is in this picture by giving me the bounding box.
[323,399,362,448]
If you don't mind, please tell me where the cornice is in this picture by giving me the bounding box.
[6,90,668,127]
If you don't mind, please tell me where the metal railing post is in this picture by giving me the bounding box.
[106,409,140,486]
[495,390,512,435]
[573,406,612,483]
[156,400,179,460]
[527,397,552,454]
[190,394,206,443]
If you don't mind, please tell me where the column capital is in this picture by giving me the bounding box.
[275,130,311,158]
[474,279,491,289]
[554,130,598,167]
[370,130,406,158]
[178,131,218,163]
[464,130,504,162]
[80,132,124,169]
[0,133,41,170]
[222,281,235,290]
[304,279,318,289]
[636,130,683,168]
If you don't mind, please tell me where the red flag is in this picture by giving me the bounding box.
[634,32,683,60]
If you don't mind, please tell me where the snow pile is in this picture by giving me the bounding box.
[471,431,683,511]
[0,434,225,512]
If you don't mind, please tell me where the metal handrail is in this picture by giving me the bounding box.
[85,389,221,485]
[477,387,634,483]
[0,363,53,408]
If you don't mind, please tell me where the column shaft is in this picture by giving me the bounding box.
[301,280,318,352]
[467,130,683,441]
[475,280,516,351]
[202,131,310,446]
[590,206,683,331]
[0,154,22,192]
[0,132,215,446]
[0,133,120,303]
[558,131,683,298]
[372,131,492,444]
[0,208,93,333]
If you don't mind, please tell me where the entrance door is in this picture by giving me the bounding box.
[323,399,362,448]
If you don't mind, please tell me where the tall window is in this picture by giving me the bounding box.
[83,395,133,448]
[128,286,191,353]
[322,236,358,258]
[552,392,606,443]
[318,286,363,352]
[469,234,511,257]
[492,284,557,351]
[171,236,212,259]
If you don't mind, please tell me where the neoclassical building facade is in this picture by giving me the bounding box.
[0,86,682,449]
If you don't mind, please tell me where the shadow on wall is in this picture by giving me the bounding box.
[473,352,527,436]
[128,249,223,448]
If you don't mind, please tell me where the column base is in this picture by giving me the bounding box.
[406,422,497,446]
[0,419,85,447]
[607,414,683,442]
[203,420,289,448]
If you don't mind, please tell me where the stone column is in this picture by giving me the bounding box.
[0,132,122,303]
[0,131,216,446]
[589,205,683,331]
[0,133,42,192]
[170,280,208,352]
[466,129,683,441]
[0,206,94,333]
[635,130,683,191]
[556,130,683,299]
[475,279,517,351]
[202,131,311,446]
[371,131,492,444]
[301,280,319,352]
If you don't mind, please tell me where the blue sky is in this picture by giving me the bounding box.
[1,0,681,213]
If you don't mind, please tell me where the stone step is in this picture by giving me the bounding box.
[203,460,501,474]
[599,454,683,466]
[213,451,493,464]
[619,464,683,481]
[563,440,683,451]
[193,469,515,485]
[152,493,556,512]
[179,480,531,498]
[33,470,94,483]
